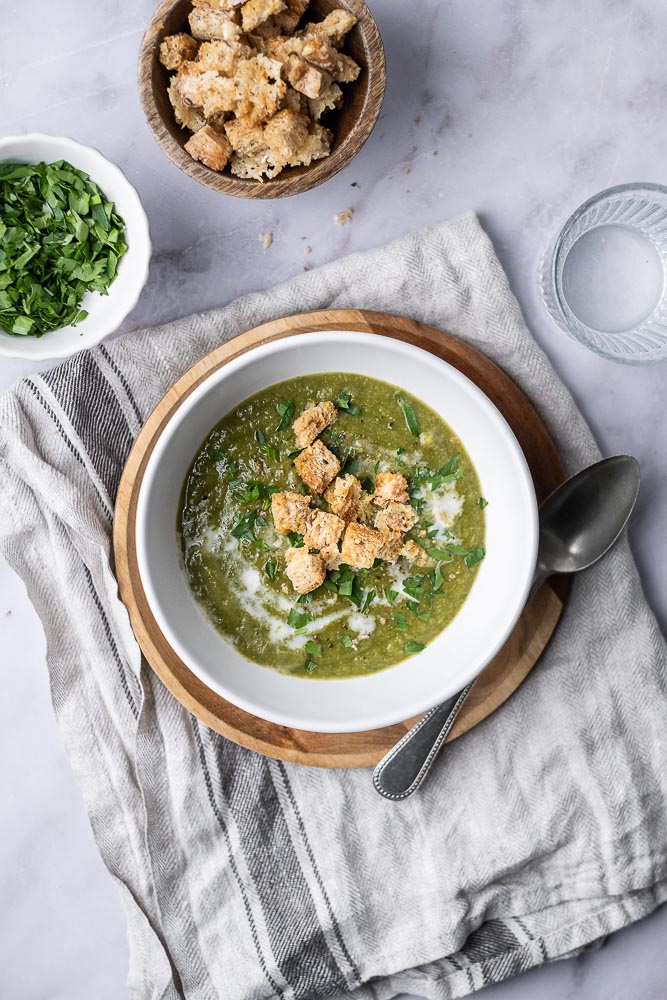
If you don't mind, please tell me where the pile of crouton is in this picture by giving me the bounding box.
[270,400,427,595]
[158,0,360,180]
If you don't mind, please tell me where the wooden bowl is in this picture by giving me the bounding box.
[138,0,386,198]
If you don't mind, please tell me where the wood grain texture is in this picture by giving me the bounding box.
[138,0,386,199]
[113,309,569,767]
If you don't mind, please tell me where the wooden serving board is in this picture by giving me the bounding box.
[113,309,568,768]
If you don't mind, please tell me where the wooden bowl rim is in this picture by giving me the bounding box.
[137,0,386,199]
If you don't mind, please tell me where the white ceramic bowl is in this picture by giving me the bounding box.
[0,133,151,360]
[136,332,538,733]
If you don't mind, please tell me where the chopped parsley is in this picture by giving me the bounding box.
[404,641,426,653]
[339,633,353,647]
[394,392,420,437]
[264,559,276,580]
[304,639,322,658]
[478,497,488,508]
[275,399,295,431]
[336,391,359,415]
[254,428,279,462]
[287,532,304,547]
[288,608,311,629]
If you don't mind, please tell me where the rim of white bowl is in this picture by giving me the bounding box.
[136,331,539,732]
[0,133,152,361]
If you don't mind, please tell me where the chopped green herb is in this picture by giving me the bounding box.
[296,593,312,605]
[394,613,408,630]
[287,532,304,548]
[394,392,420,437]
[404,641,426,653]
[361,589,376,613]
[0,160,128,338]
[233,482,261,504]
[384,588,399,604]
[396,446,405,456]
[288,449,302,459]
[437,455,460,477]
[276,399,295,431]
[339,633,353,648]
[231,510,258,540]
[254,428,279,462]
[336,391,360,415]
[337,568,354,596]
[342,454,361,477]
[430,563,445,592]
[305,660,318,673]
[208,447,225,462]
[361,476,375,493]
[478,497,488,508]
[252,538,270,552]
[305,639,322,658]
[321,579,338,593]
[402,575,425,601]
[446,543,471,556]
[425,546,454,562]
[288,608,312,629]
[464,546,486,568]
[264,560,276,580]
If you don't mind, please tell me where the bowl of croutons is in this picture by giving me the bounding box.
[139,0,385,197]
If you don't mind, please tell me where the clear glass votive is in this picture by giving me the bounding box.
[540,183,667,364]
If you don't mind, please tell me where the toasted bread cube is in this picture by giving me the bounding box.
[196,38,252,73]
[374,501,418,535]
[168,78,207,131]
[189,5,240,40]
[185,125,233,170]
[300,35,340,74]
[159,33,199,71]
[304,9,357,47]
[230,147,285,179]
[289,123,331,166]
[192,0,245,8]
[271,491,312,534]
[176,62,220,107]
[292,400,337,449]
[264,108,310,159]
[285,53,331,98]
[202,75,238,116]
[341,522,384,570]
[224,115,266,153]
[294,439,341,493]
[283,85,309,112]
[241,0,286,32]
[401,540,429,565]
[324,474,361,521]
[303,510,345,549]
[308,82,342,120]
[332,52,360,82]
[377,532,404,563]
[373,472,409,507]
[319,543,342,571]
[285,548,326,594]
[232,55,285,124]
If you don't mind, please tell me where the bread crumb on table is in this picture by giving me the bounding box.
[259,230,273,248]
[333,207,353,226]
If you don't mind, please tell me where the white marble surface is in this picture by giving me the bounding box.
[2,0,667,997]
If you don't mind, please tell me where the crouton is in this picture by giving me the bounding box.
[294,439,341,493]
[192,0,245,8]
[373,472,409,507]
[292,400,337,448]
[303,510,345,549]
[401,539,429,565]
[319,543,342,571]
[377,532,405,563]
[340,522,385,570]
[232,55,286,123]
[307,82,342,120]
[196,38,252,73]
[299,35,340,74]
[288,123,331,166]
[168,78,207,131]
[241,0,286,32]
[285,548,326,594]
[202,75,238,116]
[189,5,241,40]
[176,62,221,107]
[159,33,199,71]
[285,53,331,98]
[332,52,360,83]
[374,501,418,536]
[283,85,309,112]
[304,9,357,47]
[264,108,310,159]
[224,115,266,153]
[185,126,233,170]
[324,474,362,521]
[271,491,312,534]
[230,147,285,179]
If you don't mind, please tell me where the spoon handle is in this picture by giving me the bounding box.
[372,683,474,800]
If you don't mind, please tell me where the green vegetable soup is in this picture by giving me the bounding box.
[178,373,486,679]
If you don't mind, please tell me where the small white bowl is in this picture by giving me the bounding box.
[0,134,151,361]
[136,331,538,733]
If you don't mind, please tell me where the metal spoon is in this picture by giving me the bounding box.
[373,455,640,801]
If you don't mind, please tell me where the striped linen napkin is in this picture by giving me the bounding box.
[1,213,666,1000]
